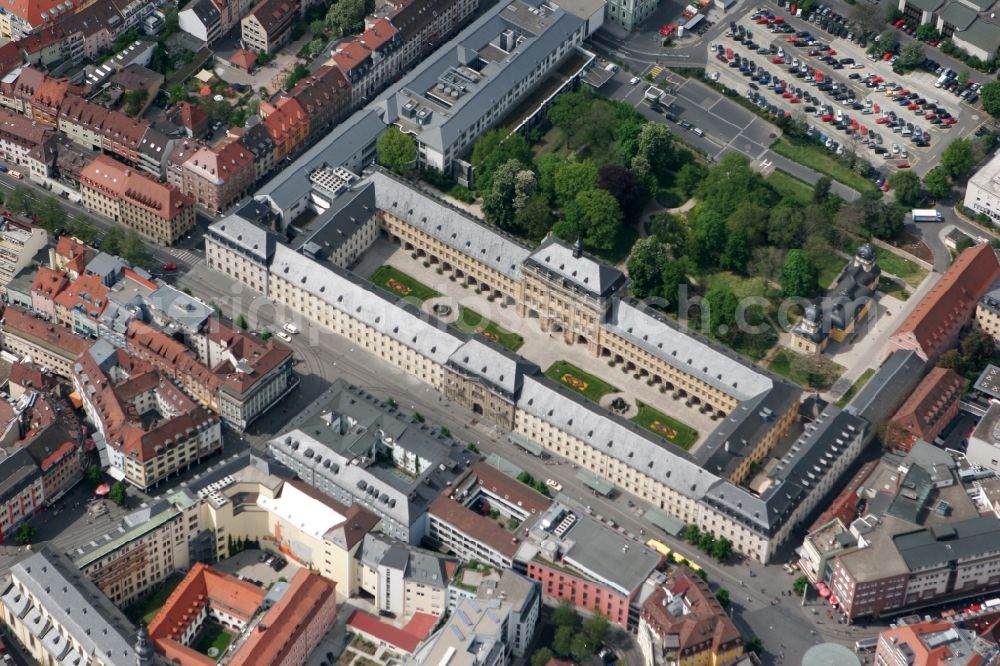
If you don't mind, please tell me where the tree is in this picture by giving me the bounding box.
[483,159,532,231]
[124,88,149,116]
[168,83,188,105]
[149,44,170,75]
[583,613,610,647]
[715,589,731,608]
[982,81,1000,116]
[937,349,965,372]
[16,524,35,545]
[767,206,805,248]
[109,481,127,506]
[85,464,102,487]
[850,3,884,33]
[627,237,672,298]
[531,648,554,666]
[324,0,372,35]
[553,159,598,208]
[923,166,952,200]
[793,575,809,596]
[514,194,553,240]
[719,231,751,273]
[711,537,733,562]
[958,70,971,87]
[941,139,975,180]
[859,192,904,240]
[746,638,763,655]
[897,41,925,70]
[632,122,675,186]
[308,38,325,56]
[284,63,310,91]
[649,211,688,250]
[782,249,819,298]
[916,23,939,42]
[675,162,707,197]
[684,524,701,543]
[34,197,67,233]
[570,633,596,662]
[597,165,642,218]
[164,6,179,35]
[103,227,125,257]
[552,625,575,657]
[470,130,533,193]
[962,328,996,370]
[6,186,35,216]
[891,171,923,206]
[878,29,899,53]
[813,176,832,204]
[122,229,151,267]
[559,188,623,251]
[791,353,840,391]
[698,531,716,552]
[703,283,740,344]
[235,314,248,330]
[553,600,580,628]
[688,209,727,268]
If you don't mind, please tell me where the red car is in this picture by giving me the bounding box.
[897,162,911,168]
[162,262,178,271]
[822,114,834,122]
[894,18,906,27]
[908,103,919,110]
[929,39,939,46]
[790,97,801,103]
[942,117,958,125]
[881,181,890,192]
[755,16,769,23]
[925,113,937,120]
[882,52,893,61]
[782,91,792,98]
[822,48,837,55]
[772,56,785,63]
[772,16,784,23]
[897,89,910,96]
[876,116,890,124]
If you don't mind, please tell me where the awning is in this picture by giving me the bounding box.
[576,469,615,496]
[644,508,686,536]
[684,13,705,29]
[508,432,545,457]
[484,454,523,479]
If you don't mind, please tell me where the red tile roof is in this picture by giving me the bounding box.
[54,235,91,275]
[0,43,20,77]
[346,611,438,654]
[8,360,50,392]
[80,155,193,221]
[890,244,1000,361]
[31,266,68,300]
[0,0,83,28]
[887,367,963,451]
[229,49,257,71]
[184,141,253,185]
[640,567,743,660]
[53,272,109,321]
[15,24,63,54]
[358,18,397,51]
[876,621,984,666]
[260,96,307,143]
[173,101,208,134]
[2,304,92,358]
[331,40,371,74]
[149,563,265,664]
[228,570,336,666]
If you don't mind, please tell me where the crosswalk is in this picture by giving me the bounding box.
[648,65,665,80]
[167,248,201,266]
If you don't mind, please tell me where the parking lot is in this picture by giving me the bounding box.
[705,4,985,178]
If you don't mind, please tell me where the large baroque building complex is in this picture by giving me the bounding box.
[206,165,898,565]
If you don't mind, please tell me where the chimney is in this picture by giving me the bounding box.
[572,238,583,259]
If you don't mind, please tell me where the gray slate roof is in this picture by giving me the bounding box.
[3,544,137,666]
[893,516,1000,571]
[370,169,531,280]
[844,350,925,426]
[525,236,626,298]
[954,18,1000,54]
[939,1,977,30]
[606,300,773,401]
[447,338,536,397]
[376,0,584,153]
[292,180,376,259]
[207,213,276,264]
[255,107,384,214]
[355,532,453,588]
[270,243,463,365]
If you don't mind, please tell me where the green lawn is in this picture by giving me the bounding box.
[879,276,910,301]
[767,169,816,206]
[455,307,524,352]
[868,249,927,288]
[370,265,441,304]
[123,573,185,624]
[768,348,845,391]
[771,138,878,194]
[544,360,619,402]
[631,401,698,449]
[702,271,775,303]
[836,367,876,407]
[193,622,233,659]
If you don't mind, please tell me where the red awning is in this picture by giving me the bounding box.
[830,595,839,605]
[95,483,111,496]
[819,587,832,598]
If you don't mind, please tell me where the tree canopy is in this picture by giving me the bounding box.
[922,166,952,200]
[781,249,819,298]
[941,139,975,180]
[890,171,923,206]
[376,127,417,175]
[982,81,1000,116]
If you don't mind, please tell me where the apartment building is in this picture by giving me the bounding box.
[0,448,42,543]
[355,532,457,618]
[260,96,308,162]
[236,121,276,181]
[74,341,223,491]
[287,64,352,141]
[53,272,109,338]
[967,150,1000,223]
[70,498,191,606]
[331,18,401,106]
[977,279,1000,343]
[874,621,982,665]
[0,545,141,666]
[890,243,1000,362]
[79,155,196,245]
[407,598,510,666]
[178,141,255,214]
[290,168,378,267]
[637,566,745,666]
[205,205,277,295]
[241,0,299,53]
[377,0,479,70]
[0,107,52,165]
[0,305,92,377]
[0,212,48,292]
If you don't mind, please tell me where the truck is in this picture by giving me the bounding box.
[911,209,942,222]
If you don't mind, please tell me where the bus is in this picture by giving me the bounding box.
[855,637,877,652]
[911,208,943,223]
[671,551,702,573]
[645,539,671,557]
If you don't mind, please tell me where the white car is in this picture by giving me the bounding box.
[283,322,299,334]
[276,331,292,342]
[545,479,563,493]
[629,76,641,85]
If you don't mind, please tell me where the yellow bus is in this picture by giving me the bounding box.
[645,539,671,557]
[671,551,702,573]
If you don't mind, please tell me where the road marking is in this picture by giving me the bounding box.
[760,158,773,169]
[648,65,665,79]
